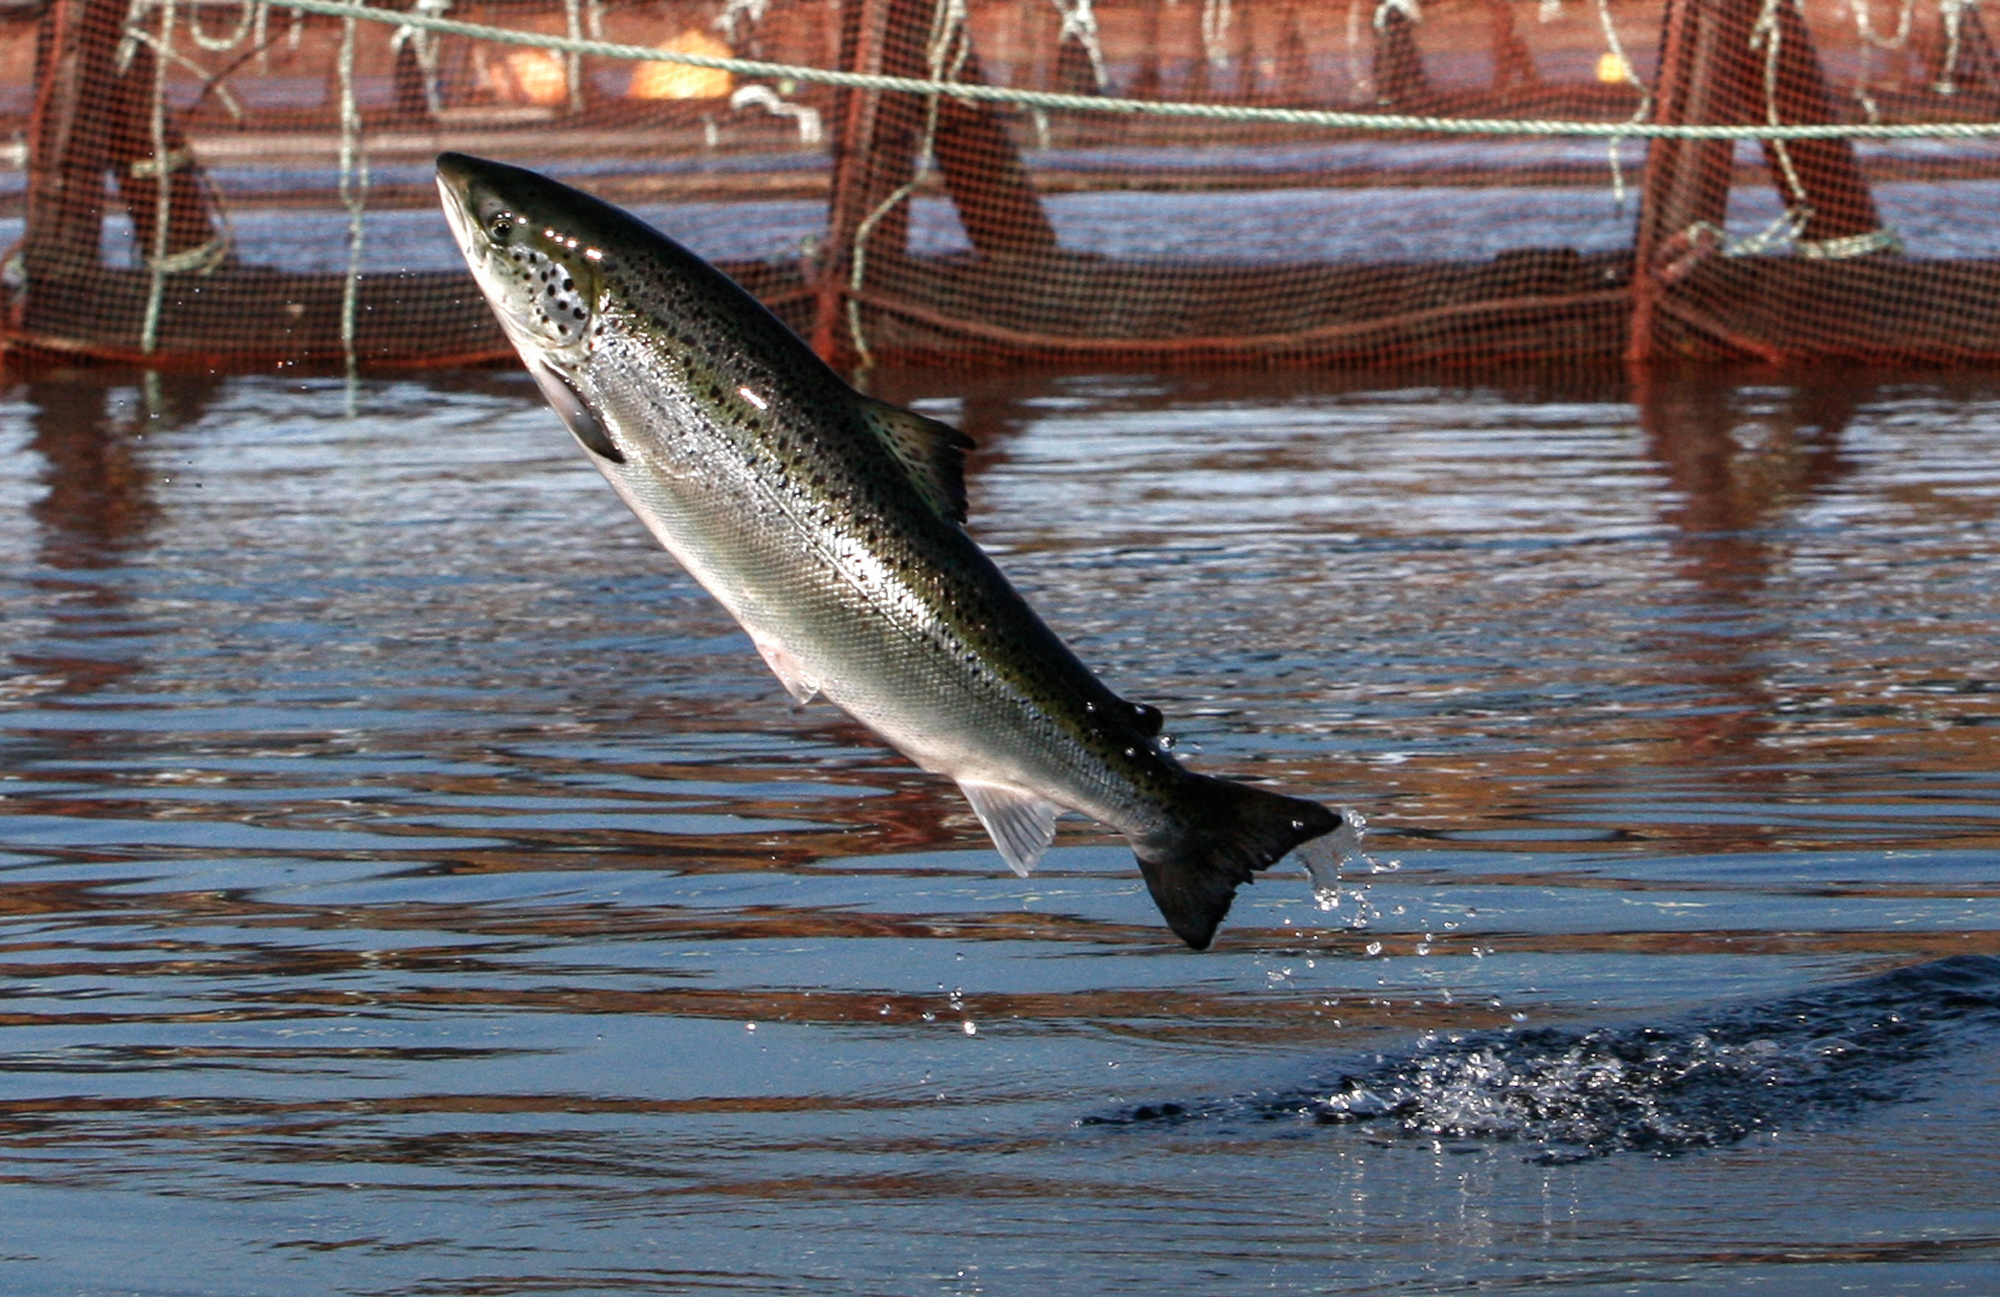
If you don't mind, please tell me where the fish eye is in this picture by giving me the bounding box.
[488,213,514,240]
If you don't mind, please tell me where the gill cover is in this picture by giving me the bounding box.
[486,213,600,350]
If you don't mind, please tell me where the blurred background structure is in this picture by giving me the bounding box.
[4,0,2000,371]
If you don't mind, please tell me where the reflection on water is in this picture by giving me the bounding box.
[13,372,169,701]
[1,360,1998,1294]
[1638,369,1857,762]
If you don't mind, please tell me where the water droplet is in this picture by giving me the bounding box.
[962,1021,977,1036]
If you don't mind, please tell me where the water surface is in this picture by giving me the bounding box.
[2,361,1998,1294]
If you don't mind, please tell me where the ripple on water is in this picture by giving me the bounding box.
[3,363,2000,1294]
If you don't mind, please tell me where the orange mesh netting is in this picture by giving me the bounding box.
[4,0,2000,371]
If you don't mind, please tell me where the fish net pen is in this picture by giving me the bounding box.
[4,0,2000,371]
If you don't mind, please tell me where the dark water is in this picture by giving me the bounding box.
[3,361,1999,1295]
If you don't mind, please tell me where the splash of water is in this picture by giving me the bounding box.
[1293,807,1396,925]
[1089,956,2000,1162]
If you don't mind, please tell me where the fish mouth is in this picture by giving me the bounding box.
[434,150,482,196]
[435,151,499,265]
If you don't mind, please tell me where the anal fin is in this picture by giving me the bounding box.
[957,780,1062,877]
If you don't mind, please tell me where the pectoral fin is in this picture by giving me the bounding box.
[529,358,624,464]
[957,780,1062,877]
[749,630,820,706]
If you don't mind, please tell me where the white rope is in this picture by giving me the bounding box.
[715,0,768,43]
[1799,226,1903,256]
[140,0,176,354]
[186,0,255,52]
[117,11,246,118]
[1752,0,1811,209]
[1850,0,1915,119]
[147,233,231,273]
[1374,0,1420,29]
[846,0,968,368]
[262,0,2000,139]
[1594,0,1647,206]
[1051,0,1107,91]
[1202,0,1233,68]
[390,0,452,115]
[1937,0,1977,95]
[1748,0,1901,253]
[1682,205,1900,260]
[1854,0,1917,48]
[1344,0,1372,104]
[338,6,367,384]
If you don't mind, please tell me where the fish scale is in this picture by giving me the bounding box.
[437,151,1348,948]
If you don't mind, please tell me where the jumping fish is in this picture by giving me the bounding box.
[435,152,1347,948]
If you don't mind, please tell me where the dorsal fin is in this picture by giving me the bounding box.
[857,397,974,524]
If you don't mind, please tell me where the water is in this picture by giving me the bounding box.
[2,361,1999,1295]
[23,176,2000,275]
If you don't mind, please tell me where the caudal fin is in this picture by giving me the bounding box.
[1135,777,1342,950]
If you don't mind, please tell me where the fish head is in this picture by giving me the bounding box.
[437,151,629,464]
[437,151,607,358]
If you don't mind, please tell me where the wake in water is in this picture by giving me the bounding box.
[1089,956,2000,1162]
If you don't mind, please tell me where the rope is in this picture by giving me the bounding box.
[265,0,2000,140]
[1203,0,1234,68]
[187,0,255,51]
[1938,0,1976,96]
[1052,0,1107,90]
[1752,0,1811,209]
[390,0,452,116]
[846,0,968,368]
[1593,0,1647,205]
[338,5,367,384]
[140,0,176,354]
